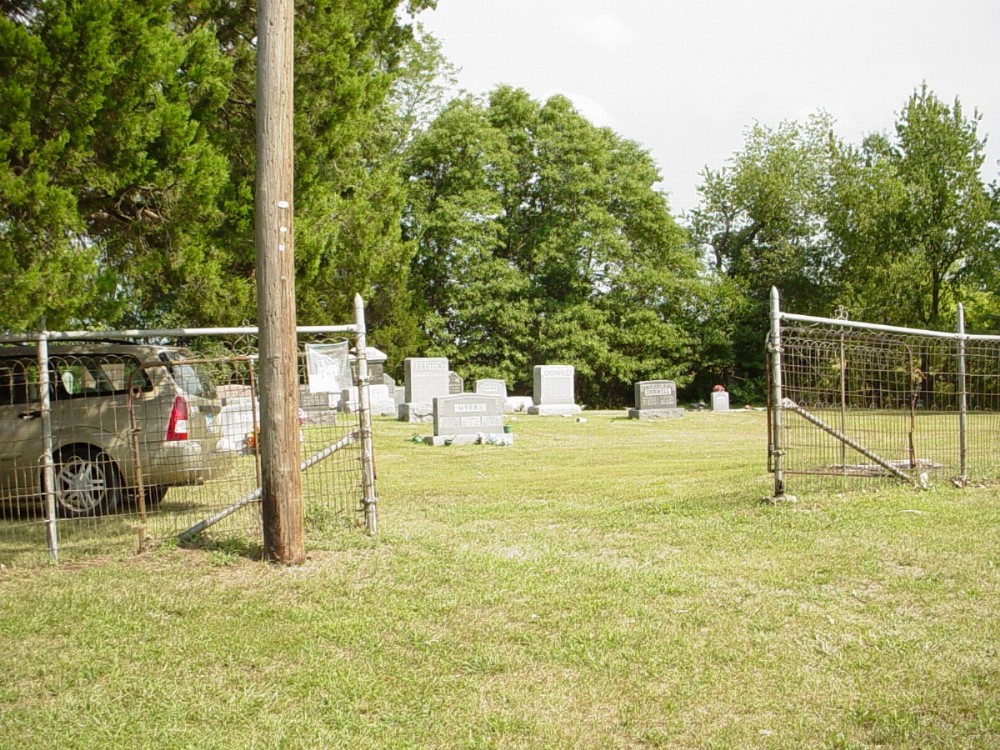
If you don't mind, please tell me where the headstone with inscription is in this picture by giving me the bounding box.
[425,393,505,446]
[628,380,684,420]
[298,385,337,425]
[399,357,450,422]
[475,378,512,413]
[364,347,387,386]
[527,365,582,416]
[711,390,730,411]
[449,371,464,394]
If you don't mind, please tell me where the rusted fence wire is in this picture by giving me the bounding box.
[0,304,379,566]
[767,288,1000,497]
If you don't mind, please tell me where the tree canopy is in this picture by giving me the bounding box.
[1,2,997,405]
[404,86,701,405]
[1,0,434,342]
[688,89,999,400]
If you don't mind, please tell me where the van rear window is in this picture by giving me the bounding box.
[165,356,216,399]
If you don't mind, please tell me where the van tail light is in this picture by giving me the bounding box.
[166,396,189,441]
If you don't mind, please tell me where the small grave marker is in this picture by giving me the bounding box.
[711,390,730,411]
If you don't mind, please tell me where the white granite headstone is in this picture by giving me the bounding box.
[711,391,730,411]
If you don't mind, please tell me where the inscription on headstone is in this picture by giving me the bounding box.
[403,357,450,403]
[628,380,683,420]
[528,365,581,416]
[432,394,504,442]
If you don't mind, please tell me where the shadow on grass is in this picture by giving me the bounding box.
[177,534,264,562]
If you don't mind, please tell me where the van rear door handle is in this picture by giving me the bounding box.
[18,410,41,420]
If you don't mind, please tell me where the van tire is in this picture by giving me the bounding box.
[52,446,122,517]
[144,485,168,507]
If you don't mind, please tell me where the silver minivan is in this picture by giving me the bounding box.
[0,342,234,516]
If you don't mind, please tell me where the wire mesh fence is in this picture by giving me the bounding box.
[0,319,377,567]
[768,296,1000,496]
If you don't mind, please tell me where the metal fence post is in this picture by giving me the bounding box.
[38,333,58,563]
[769,287,785,499]
[353,294,379,535]
[957,303,968,481]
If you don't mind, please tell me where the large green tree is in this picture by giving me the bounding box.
[687,115,839,399]
[405,86,700,406]
[1,0,435,342]
[0,0,233,330]
[827,85,997,330]
[169,0,436,342]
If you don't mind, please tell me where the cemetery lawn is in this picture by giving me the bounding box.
[1,411,998,749]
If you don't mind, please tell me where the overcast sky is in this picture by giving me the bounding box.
[415,0,1000,217]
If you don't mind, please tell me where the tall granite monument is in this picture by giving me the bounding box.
[527,365,582,416]
[399,357,450,422]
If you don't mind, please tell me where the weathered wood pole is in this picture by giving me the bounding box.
[255,0,304,564]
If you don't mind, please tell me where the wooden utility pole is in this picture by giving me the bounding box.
[255,0,304,564]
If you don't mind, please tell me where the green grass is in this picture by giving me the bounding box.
[1,411,997,749]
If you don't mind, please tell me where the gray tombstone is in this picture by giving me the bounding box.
[628,380,683,420]
[711,390,730,411]
[527,365,581,416]
[297,385,337,426]
[449,371,464,394]
[338,386,359,413]
[404,357,450,402]
[364,346,388,385]
[426,393,504,446]
[400,357,450,422]
[365,384,395,416]
[475,378,511,412]
[298,387,327,411]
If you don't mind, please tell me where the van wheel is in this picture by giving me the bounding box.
[144,485,168,507]
[53,447,122,517]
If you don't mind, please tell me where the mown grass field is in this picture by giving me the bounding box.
[1,410,997,749]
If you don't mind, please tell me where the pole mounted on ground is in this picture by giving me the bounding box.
[255,0,304,564]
